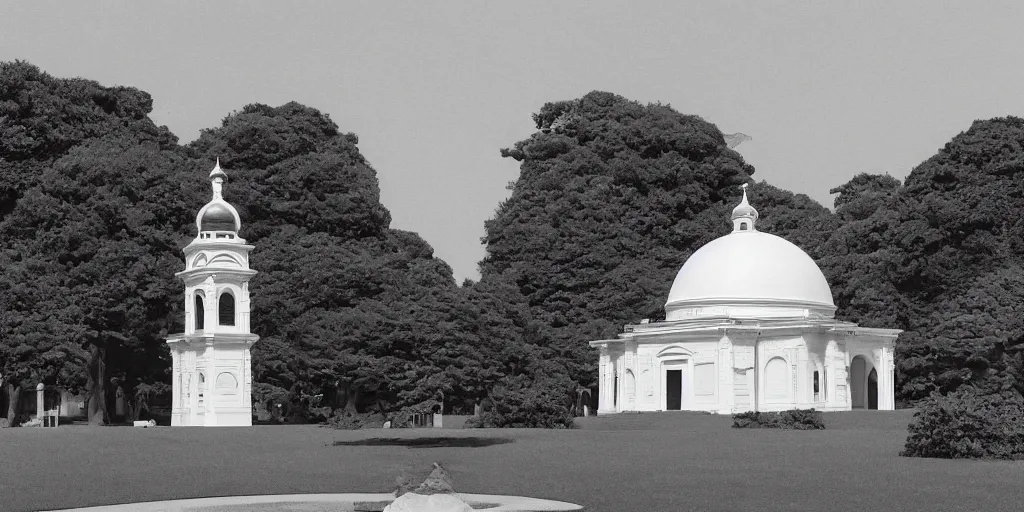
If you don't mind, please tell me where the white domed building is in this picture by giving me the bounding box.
[589,185,901,414]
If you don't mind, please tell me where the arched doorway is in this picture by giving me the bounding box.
[867,368,878,410]
[764,357,789,403]
[850,356,877,409]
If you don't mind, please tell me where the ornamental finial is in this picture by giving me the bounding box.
[731,181,758,231]
[209,158,228,199]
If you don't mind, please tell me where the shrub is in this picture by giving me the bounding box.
[732,409,825,430]
[901,388,1024,460]
[325,410,386,430]
[462,376,575,429]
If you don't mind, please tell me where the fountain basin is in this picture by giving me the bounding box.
[43,492,583,512]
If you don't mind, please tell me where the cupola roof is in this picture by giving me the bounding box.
[665,184,835,314]
[195,159,241,234]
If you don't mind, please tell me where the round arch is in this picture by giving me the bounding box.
[764,356,789,403]
[850,355,877,409]
[218,289,236,326]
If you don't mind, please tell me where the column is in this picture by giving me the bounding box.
[597,346,613,414]
[36,383,44,420]
[624,341,637,411]
[205,341,217,425]
[170,349,179,424]
[241,282,251,333]
[718,334,734,414]
[205,279,217,335]
[882,343,895,410]
[185,291,194,335]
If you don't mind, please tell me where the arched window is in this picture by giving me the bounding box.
[194,295,205,331]
[216,372,238,393]
[739,222,748,231]
[219,292,235,326]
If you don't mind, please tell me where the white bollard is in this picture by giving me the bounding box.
[36,383,44,421]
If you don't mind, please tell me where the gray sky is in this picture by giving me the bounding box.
[3,1,1023,282]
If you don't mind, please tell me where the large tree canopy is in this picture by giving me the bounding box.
[821,118,1024,403]
[480,91,835,387]
[0,61,188,423]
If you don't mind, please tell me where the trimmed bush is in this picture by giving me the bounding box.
[462,377,575,429]
[901,388,1024,460]
[732,409,825,430]
[325,411,387,430]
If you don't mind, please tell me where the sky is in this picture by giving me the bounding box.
[3,1,1024,282]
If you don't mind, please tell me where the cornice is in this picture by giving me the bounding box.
[183,240,254,254]
[176,268,258,280]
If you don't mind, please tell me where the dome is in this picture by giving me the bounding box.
[194,159,242,234]
[199,202,239,232]
[664,184,835,318]
[665,230,835,311]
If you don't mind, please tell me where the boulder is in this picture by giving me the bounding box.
[383,463,471,512]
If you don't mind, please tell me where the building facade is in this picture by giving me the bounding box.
[166,161,259,426]
[590,185,901,414]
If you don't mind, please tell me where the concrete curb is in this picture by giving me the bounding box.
[42,492,584,512]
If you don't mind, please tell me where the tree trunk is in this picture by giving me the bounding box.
[5,384,21,425]
[341,383,360,414]
[86,344,109,426]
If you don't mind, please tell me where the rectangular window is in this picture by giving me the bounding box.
[813,371,820,402]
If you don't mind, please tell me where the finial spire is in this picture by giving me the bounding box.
[209,158,228,199]
[731,181,758,232]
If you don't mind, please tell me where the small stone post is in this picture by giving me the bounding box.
[36,383,44,421]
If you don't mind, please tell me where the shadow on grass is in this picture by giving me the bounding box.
[333,437,515,448]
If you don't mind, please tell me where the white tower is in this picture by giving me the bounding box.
[166,160,259,427]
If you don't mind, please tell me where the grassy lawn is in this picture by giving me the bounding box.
[1,410,1022,512]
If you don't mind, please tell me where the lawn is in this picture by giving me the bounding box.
[1,410,1022,512]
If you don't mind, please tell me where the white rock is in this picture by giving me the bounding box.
[383,492,473,512]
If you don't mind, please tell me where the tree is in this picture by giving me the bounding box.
[480,91,835,389]
[819,119,1024,403]
[185,103,463,416]
[0,62,186,424]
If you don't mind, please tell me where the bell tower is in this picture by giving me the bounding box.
[167,160,259,427]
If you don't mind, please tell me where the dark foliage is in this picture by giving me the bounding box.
[731,409,825,430]
[481,91,833,387]
[901,388,1024,459]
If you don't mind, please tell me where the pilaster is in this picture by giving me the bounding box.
[171,349,180,415]
[205,341,217,425]
[598,346,614,413]
[717,334,734,414]
[725,329,758,413]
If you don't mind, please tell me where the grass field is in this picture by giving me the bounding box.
[1,410,1022,512]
